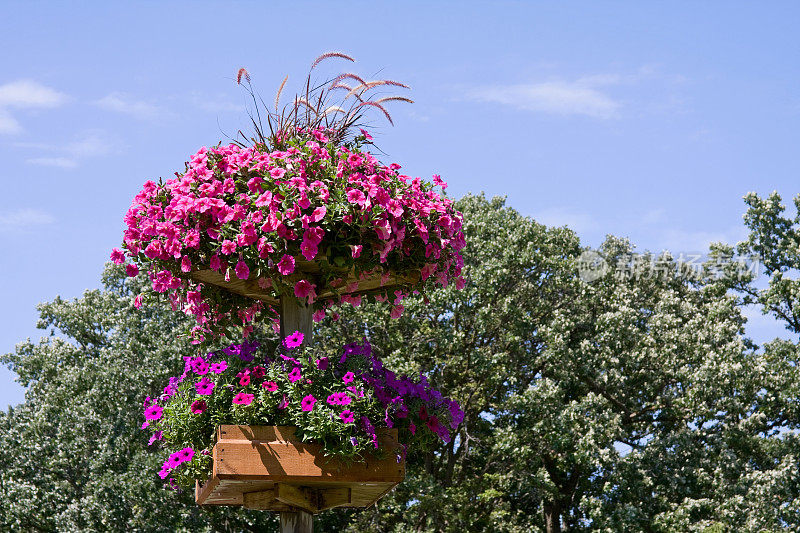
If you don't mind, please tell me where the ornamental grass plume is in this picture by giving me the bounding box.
[143,332,463,490]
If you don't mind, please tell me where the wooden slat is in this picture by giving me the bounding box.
[319,487,351,511]
[190,266,419,306]
[275,484,317,514]
[197,425,405,510]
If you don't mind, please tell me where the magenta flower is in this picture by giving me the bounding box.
[148,431,163,446]
[195,377,215,395]
[288,367,302,383]
[294,280,316,300]
[233,392,254,405]
[178,447,195,463]
[284,331,304,349]
[301,395,317,412]
[144,404,163,421]
[235,260,250,280]
[276,254,295,275]
[342,372,355,384]
[126,263,139,277]
[239,373,251,386]
[340,410,355,424]
[262,381,278,392]
[167,452,182,469]
[158,467,170,480]
[110,248,126,264]
[210,361,228,374]
[220,239,236,255]
[190,400,206,414]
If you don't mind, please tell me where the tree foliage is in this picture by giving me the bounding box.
[1,193,799,532]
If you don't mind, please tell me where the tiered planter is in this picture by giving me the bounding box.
[193,291,406,531]
[196,425,405,513]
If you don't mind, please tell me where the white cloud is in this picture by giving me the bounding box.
[16,131,120,169]
[469,80,620,119]
[27,157,78,168]
[0,208,55,231]
[95,92,165,120]
[0,80,67,108]
[466,65,686,119]
[0,80,67,135]
[0,110,21,135]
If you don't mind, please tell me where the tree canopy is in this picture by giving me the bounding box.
[2,193,799,532]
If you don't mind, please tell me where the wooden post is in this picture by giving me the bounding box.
[280,511,313,533]
[278,294,314,533]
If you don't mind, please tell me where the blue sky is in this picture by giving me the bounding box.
[1,1,798,408]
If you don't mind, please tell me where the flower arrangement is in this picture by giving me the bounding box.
[113,53,466,343]
[142,332,463,490]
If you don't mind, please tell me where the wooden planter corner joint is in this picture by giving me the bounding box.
[195,425,405,514]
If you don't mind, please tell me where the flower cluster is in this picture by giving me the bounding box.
[142,332,463,489]
[114,128,465,341]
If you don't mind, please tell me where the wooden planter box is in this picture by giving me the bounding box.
[191,259,419,306]
[196,425,405,514]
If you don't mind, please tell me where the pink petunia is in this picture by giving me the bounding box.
[110,248,126,264]
[301,395,317,412]
[239,373,251,386]
[340,410,355,424]
[294,280,316,301]
[270,167,286,179]
[220,240,237,255]
[195,377,215,395]
[342,371,355,384]
[134,295,143,309]
[390,304,404,319]
[181,255,192,273]
[126,263,139,277]
[235,260,250,280]
[210,361,228,374]
[144,404,163,421]
[288,367,302,383]
[178,447,195,463]
[233,392,254,405]
[311,206,326,222]
[284,331,304,349]
[190,400,207,414]
[262,381,278,392]
[276,254,295,275]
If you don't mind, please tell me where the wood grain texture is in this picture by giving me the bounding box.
[190,263,420,306]
[196,425,405,513]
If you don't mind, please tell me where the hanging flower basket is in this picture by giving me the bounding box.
[112,54,466,343]
[143,336,463,497]
[196,425,404,513]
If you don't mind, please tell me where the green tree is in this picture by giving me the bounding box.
[317,195,800,532]
[0,267,280,532]
[2,193,798,532]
